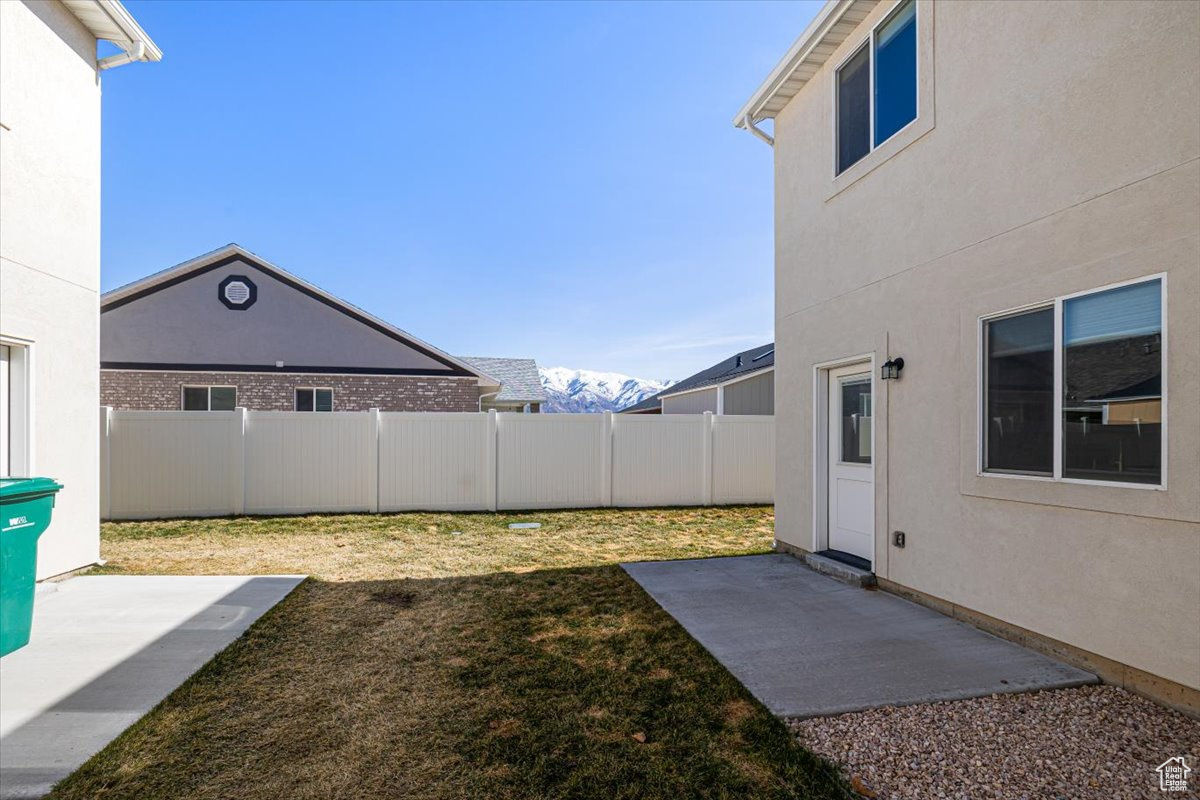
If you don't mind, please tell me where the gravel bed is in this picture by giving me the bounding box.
[790,685,1199,800]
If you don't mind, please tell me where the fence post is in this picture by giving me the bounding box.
[99,406,112,521]
[368,408,381,513]
[702,411,714,506]
[601,411,613,507]
[487,409,498,511]
[232,407,246,516]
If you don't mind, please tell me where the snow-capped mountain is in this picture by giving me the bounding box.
[540,367,675,413]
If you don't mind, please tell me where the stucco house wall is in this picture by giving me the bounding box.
[769,0,1199,698]
[0,0,104,578]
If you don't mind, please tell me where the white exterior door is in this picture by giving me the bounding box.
[827,365,874,563]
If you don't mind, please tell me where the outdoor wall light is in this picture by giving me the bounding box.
[881,357,905,381]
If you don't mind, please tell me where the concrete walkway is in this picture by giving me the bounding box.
[622,555,1096,719]
[0,575,304,799]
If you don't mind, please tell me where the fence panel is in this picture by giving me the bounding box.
[497,413,607,509]
[379,412,493,511]
[102,409,774,519]
[612,414,707,506]
[243,411,374,515]
[711,415,775,504]
[107,411,239,519]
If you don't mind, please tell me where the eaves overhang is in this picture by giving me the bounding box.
[60,0,163,64]
[733,0,879,130]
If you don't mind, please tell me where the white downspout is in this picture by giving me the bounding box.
[742,115,775,147]
[98,41,146,71]
[478,389,501,412]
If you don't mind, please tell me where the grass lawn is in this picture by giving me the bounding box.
[52,507,853,800]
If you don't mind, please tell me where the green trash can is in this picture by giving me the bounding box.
[1,477,63,657]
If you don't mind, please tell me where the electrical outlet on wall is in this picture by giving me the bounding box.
[893,531,906,548]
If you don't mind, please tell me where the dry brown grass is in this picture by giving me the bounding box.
[50,507,854,800]
[94,506,778,580]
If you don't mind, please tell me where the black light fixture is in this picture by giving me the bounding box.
[881,357,905,381]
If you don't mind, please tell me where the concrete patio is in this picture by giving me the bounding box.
[0,575,304,800]
[622,554,1097,718]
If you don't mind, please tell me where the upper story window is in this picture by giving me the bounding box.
[295,387,333,412]
[836,0,918,175]
[182,385,236,411]
[982,277,1164,487]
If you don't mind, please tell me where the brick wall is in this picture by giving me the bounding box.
[101,370,481,412]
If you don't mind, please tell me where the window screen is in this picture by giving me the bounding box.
[984,309,1054,475]
[837,44,871,174]
[182,387,209,410]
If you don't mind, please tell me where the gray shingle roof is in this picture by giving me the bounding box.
[459,357,547,403]
[658,343,774,397]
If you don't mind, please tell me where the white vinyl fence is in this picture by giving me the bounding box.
[100,408,773,520]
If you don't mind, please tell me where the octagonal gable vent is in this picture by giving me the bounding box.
[218,275,257,310]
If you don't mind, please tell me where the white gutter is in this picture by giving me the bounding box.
[61,0,163,70]
[98,40,145,71]
[742,115,775,147]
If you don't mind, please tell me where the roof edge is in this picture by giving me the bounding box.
[61,0,163,61]
[733,0,874,128]
[657,364,774,400]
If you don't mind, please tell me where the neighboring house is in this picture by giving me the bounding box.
[460,357,546,413]
[100,245,518,412]
[622,344,774,415]
[735,0,1198,710]
[1,0,160,579]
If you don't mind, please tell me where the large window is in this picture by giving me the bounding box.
[182,386,236,411]
[836,0,918,175]
[982,277,1164,486]
[295,387,333,412]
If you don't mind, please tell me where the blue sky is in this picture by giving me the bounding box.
[103,1,821,380]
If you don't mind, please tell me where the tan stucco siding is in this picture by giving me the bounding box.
[661,387,718,415]
[723,371,774,415]
[0,0,102,579]
[771,0,1200,690]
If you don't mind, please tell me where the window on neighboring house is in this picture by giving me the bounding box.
[982,277,1163,486]
[836,0,918,175]
[295,387,333,412]
[181,386,237,411]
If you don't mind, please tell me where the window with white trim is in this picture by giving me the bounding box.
[181,386,236,411]
[982,277,1163,486]
[836,0,918,175]
[295,387,333,412]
